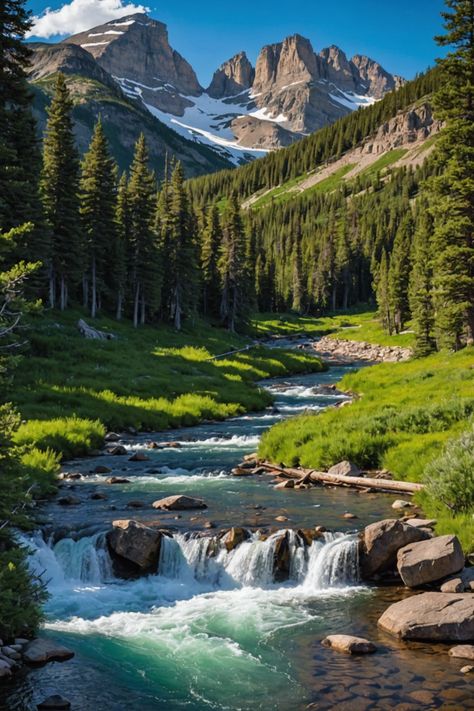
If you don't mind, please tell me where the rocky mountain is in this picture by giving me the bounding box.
[26,41,232,177]
[28,12,404,166]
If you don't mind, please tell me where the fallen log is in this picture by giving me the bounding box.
[260,461,424,494]
[77,319,116,340]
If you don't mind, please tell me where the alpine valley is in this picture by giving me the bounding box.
[28,12,403,169]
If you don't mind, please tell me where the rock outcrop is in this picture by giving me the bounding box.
[359,519,430,579]
[378,593,474,641]
[207,52,255,98]
[449,645,474,660]
[397,535,465,587]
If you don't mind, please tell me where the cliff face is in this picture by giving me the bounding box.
[207,52,255,98]
[33,13,405,164]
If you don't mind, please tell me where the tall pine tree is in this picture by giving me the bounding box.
[127,134,160,327]
[200,204,222,318]
[219,194,249,332]
[409,207,436,355]
[41,73,81,310]
[430,0,474,348]
[79,118,118,317]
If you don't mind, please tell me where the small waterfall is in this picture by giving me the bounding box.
[302,534,359,590]
[20,532,114,587]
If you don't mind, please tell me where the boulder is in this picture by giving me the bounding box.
[397,535,465,587]
[0,660,12,678]
[449,645,474,660]
[104,432,120,442]
[231,467,255,477]
[222,527,250,552]
[126,500,146,509]
[392,499,415,510]
[440,567,474,593]
[106,476,131,485]
[406,518,437,529]
[128,452,150,462]
[328,460,361,477]
[359,519,430,578]
[321,634,376,654]
[23,638,74,665]
[378,592,474,641]
[461,665,473,673]
[37,695,71,710]
[90,492,108,500]
[106,445,127,456]
[107,519,162,571]
[152,495,207,511]
[273,533,291,582]
[92,465,111,474]
[57,495,81,506]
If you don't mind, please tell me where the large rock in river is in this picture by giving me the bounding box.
[23,638,74,665]
[107,519,162,572]
[222,527,250,552]
[397,534,465,587]
[359,518,430,578]
[152,495,207,511]
[378,592,474,641]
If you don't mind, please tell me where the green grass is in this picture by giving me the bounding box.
[353,148,408,182]
[12,310,324,460]
[305,164,356,196]
[251,173,310,209]
[259,348,474,552]
[252,308,415,348]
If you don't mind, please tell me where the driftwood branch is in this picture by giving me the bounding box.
[260,461,424,494]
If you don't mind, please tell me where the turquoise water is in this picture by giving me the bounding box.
[5,362,473,710]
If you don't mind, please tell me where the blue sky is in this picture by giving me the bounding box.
[27,0,447,86]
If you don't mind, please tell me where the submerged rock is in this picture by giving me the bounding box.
[397,535,465,587]
[359,518,430,579]
[57,495,81,506]
[107,519,162,572]
[106,476,131,484]
[23,639,74,665]
[152,495,207,511]
[106,445,127,456]
[104,432,120,442]
[449,645,474,660]
[322,634,376,654]
[378,592,474,641]
[37,695,71,710]
[128,452,150,462]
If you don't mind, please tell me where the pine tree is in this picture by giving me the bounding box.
[430,0,474,348]
[0,0,48,282]
[291,226,304,313]
[200,204,222,317]
[377,249,393,334]
[409,209,436,356]
[165,162,198,330]
[127,134,160,327]
[112,173,129,320]
[41,73,81,310]
[79,118,118,317]
[219,194,248,332]
[389,212,413,333]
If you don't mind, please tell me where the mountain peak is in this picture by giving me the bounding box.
[64,14,202,99]
[253,33,317,94]
[207,51,255,99]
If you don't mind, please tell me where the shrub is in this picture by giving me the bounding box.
[424,425,474,514]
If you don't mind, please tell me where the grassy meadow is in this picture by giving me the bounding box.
[13,310,324,465]
[259,347,474,551]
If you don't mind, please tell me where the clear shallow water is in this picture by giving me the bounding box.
[5,361,474,710]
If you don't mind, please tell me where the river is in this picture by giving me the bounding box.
[4,350,473,710]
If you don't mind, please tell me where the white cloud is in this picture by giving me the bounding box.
[28,0,149,39]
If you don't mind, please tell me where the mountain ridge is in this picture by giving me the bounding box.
[51,12,403,164]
